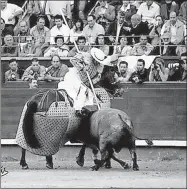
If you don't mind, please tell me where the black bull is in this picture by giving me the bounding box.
[20,100,153,171]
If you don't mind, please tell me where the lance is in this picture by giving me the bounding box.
[60,9,101,110]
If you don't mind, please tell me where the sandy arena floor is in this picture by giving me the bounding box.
[1,146,186,188]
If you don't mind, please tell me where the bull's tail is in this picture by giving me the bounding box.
[118,114,153,147]
[22,101,40,148]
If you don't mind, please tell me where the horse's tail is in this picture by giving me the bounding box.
[118,114,153,147]
[22,101,40,149]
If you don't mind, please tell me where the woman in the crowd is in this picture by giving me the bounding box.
[115,35,132,56]
[95,34,110,56]
[149,57,169,82]
[70,18,84,43]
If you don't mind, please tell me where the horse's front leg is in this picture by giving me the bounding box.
[20,148,29,169]
[46,156,53,169]
[76,144,86,167]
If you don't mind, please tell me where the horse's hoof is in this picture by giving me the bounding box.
[122,163,130,169]
[46,163,53,169]
[22,164,29,170]
[133,166,139,171]
[105,164,112,169]
[76,156,84,167]
[90,165,99,171]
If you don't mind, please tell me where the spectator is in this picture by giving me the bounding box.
[137,0,160,28]
[44,35,69,57]
[22,58,46,81]
[68,36,90,57]
[119,0,137,25]
[149,15,164,46]
[176,35,187,56]
[20,36,42,57]
[1,0,23,34]
[70,19,84,43]
[29,79,38,89]
[180,58,187,81]
[159,0,179,21]
[1,18,14,46]
[14,20,30,44]
[161,11,186,45]
[178,1,187,24]
[167,62,182,81]
[30,16,50,50]
[1,34,18,57]
[50,14,70,45]
[45,1,72,28]
[129,58,149,84]
[107,11,131,45]
[44,55,69,82]
[94,0,116,31]
[95,34,109,55]
[116,60,132,82]
[149,57,169,82]
[131,35,154,56]
[115,35,132,56]
[5,59,24,82]
[129,14,149,44]
[82,15,105,45]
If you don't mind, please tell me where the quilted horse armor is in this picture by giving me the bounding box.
[16,88,110,156]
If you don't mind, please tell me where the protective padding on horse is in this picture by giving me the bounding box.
[16,88,110,156]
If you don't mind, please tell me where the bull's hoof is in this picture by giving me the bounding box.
[105,162,112,169]
[76,156,84,167]
[22,164,29,170]
[46,163,53,169]
[133,165,139,171]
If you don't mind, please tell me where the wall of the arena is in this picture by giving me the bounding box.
[1,57,186,147]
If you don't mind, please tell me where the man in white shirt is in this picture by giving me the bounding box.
[45,0,72,28]
[82,15,105,45]
[1,0,23,33]
[137,0,160,27]
[50,14,70,45]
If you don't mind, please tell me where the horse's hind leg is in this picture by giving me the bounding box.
[20,148,29,169]
[76,144,86,167]
[46,156,53,169]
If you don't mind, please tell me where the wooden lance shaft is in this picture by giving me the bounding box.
[60,9,101,110]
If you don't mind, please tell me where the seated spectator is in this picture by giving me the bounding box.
[95,34,109,55]
[1,18,14,46]
[176,35,187,56]
[129,14,149,44]
[119,0,137,25]
[68,36,90,57]
[151,33,178,56]
[44,55,69,82]
[107,11,131,46]
[70,19,84,43]
[45,1,72,28]
[149,15,164,46]
[82,14,105,45]
[50,15,70,45]
[159,0,179,21]
[1,34,18,57]
[20,36,42,57]
[161,11,186,45]
[5,58,24,82]
[1,0,23,34]
[137,0,160,28]
[94,0,115,31]
[30,16,50,50]
[29,79,38,89]
[131,35,154,56]
[116,60,132,82]
[180,58,187,81]
[44,35,69,57]
[22,58,46,81]
[129,59,149,84]
[149,57,169,82]
[178,1,187,24]
[14,20,30,45]
[167,62,182,81]
[115,35,132,56]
